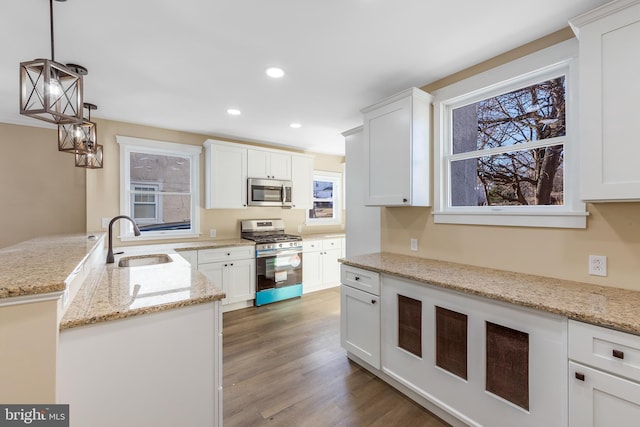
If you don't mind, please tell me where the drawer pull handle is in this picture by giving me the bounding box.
[371,299,377,305]
[575,372,585,381]
[354,276,360,281]
[613,349,625,359]
[227,253,231,256]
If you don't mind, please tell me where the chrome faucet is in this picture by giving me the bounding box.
[106,215,141,263]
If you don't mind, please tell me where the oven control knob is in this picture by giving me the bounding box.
[279,243,283,248]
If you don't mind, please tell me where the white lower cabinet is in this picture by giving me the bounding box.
[378,274,567,427]
[58,302,222,427]
[302,238,342,294]
[568,320,640,427]
[340,265,381,369]
[195,246,256,312]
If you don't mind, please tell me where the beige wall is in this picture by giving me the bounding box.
[86,119,345,245]
[380,28,640,291]
[0,122,86,248]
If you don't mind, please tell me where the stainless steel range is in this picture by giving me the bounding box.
[241,219,303,306]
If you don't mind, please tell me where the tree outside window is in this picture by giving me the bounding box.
[451,77,565,207]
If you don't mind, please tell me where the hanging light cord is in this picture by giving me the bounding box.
[49,0,55,61]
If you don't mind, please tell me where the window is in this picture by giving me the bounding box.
[307,171,342,225]
[117,136,201,240]
[433,40,587,228]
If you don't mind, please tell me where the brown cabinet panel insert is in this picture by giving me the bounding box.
[486,321,529,410]
[436,306,468,379]
[398,295,422,357]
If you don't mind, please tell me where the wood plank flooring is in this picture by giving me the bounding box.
[223,287,450,426]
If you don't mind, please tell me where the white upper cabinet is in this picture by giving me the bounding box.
[361,87,432,206]
[247,149,292,180]
[570,0,640,201]
[291,154,314,210]
[204,140,247,209]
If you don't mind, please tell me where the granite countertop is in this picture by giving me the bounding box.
[0,232,105,299]
[60,247,226,330]
[341,252,640,335]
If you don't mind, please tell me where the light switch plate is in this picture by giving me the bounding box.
[410,238,418,251]
[210,229,216,238]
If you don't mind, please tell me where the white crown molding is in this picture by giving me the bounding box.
[569,0,640,38]
[0,113,56,129]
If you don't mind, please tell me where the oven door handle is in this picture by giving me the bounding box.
[256,249,302,258]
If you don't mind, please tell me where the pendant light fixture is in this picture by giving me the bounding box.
[19,0,85,125]
[75,143,103,169]
[58,102,97,154]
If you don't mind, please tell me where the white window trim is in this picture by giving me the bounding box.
[306,171,342,226]
[117,135,202,240]
[433,39,588,229]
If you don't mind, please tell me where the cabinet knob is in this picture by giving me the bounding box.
[575,372,585,381]
[354,276,360,281]
[613,349,625,359]
[403,198,408,203]
[371,299,377,305]
[230,263,234,266]
[224,264,228,267]
[227,253,231,256]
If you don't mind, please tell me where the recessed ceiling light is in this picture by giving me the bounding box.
[226,108,241,116]
[266,67,285,78]
[289,122,302,129]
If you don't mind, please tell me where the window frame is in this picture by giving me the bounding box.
[433,39,587,228]
[117,135,201,240]
[306,170,342,226]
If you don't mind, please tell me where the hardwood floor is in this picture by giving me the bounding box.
[223,287,450,426]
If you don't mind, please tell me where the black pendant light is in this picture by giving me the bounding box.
[19,0,86,125]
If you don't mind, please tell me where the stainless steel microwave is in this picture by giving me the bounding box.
[247,178,293,208]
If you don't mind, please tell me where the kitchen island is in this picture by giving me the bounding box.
[0,233,235,426]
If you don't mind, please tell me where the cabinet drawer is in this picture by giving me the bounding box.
[341,265,380,296]
[322,238,342,250]
[198,245,254,264]
[303,240,322,252]
[569,320,640,382]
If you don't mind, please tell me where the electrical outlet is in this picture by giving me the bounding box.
[297,225,302,233]
[101,218,110,229]
[210,228,217,238]
[410,238,418,251]
[589,255,607,276]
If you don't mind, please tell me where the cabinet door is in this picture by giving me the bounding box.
[205,143,247,209]
[269,152,292,180]
[569,361,640,427]
[198,262,227,304]
[302,249,323,292]
[322,248,341,286]
[247,150,270,178]
[225,258,256,304]
[341,285,380,369]
[291,155,313,209]
[364,95,412,206]
[574,3,640,201]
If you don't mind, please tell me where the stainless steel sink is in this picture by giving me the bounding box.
[117,254,173,267]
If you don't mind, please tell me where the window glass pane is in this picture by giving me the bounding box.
[452,76,566,154]
[451,145,564,206]
[313,180,333,199]
[130,152,190,193]
[309,201,334,219]
[130,193,192,231]
[134,204,156,220]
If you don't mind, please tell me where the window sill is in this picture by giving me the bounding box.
[433,211,588,229]
[120,231,202,242]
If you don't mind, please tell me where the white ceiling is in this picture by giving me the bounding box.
[0,0,609,156]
